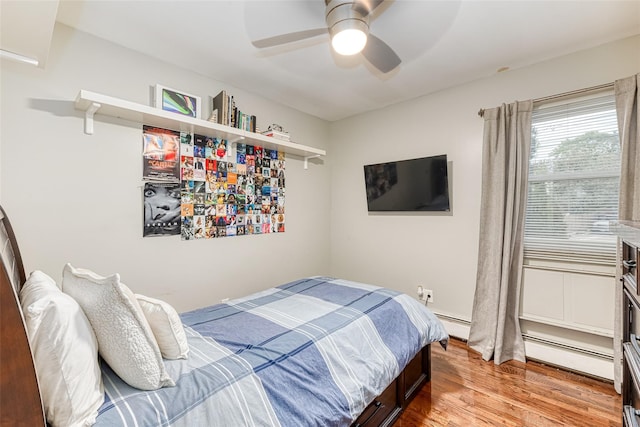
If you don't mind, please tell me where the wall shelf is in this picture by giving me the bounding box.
[74,90,326,161]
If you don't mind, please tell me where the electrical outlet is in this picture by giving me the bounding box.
[425,290,434,303]
[417,285,425,301]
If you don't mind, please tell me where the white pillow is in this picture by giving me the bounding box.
[135,294,189,359]
[61,263,175,390]
[20,270,104,427]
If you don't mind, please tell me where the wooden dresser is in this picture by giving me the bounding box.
[615,221,640,426]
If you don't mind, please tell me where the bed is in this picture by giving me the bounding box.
[0,205,448,427]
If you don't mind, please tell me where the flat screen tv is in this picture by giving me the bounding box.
[363,154,450,212]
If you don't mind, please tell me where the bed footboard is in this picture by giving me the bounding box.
[351,344,431,427]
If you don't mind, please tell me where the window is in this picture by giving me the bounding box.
[524,93,620,264]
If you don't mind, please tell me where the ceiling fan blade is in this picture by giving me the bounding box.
[352,0,385,15]
[252,28,328,48]
[361,33,401,73]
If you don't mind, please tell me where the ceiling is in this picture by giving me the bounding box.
[51,1,640,121]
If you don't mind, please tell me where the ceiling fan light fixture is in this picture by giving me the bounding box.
[326,1,369,56]
[331,26,367,56]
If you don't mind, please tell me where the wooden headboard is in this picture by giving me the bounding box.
[0,205,46,426]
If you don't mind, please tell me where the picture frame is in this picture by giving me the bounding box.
[154,84,201,119]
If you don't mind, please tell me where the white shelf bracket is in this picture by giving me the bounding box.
[304,154,321,170]
[84,102,101,135]
[228,136,245,158]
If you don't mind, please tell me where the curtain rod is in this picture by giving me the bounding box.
[477,81,615,117]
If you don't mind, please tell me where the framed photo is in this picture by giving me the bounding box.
[155,84,201,119]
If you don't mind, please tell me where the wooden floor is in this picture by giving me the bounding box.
[396,338,621,427]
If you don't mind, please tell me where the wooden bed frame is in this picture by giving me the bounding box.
[0,205,431,427]
[0,205,46,426]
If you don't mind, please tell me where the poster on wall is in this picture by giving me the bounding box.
[143,182,182,237]
[142,126,184,182]
[180,141,286,240]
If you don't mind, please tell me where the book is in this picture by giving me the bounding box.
[211,90,227,125]
[230,96,236,128]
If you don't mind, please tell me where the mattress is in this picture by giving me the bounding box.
[94,276,449,426]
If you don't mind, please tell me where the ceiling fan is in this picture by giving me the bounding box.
[251,0,401,74]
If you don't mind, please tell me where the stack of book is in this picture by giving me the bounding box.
[210,90,257,132]
[261,129,290,142]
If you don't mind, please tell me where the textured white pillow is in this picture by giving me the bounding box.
[62,264,175,390]
[135,294,189,360]
[20,270,104,427]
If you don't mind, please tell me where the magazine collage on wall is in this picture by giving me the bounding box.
[142,126,285,239]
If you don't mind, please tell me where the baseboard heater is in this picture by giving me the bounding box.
[435,312,471,326]
[434,312,613,360]
[521,333,613,360]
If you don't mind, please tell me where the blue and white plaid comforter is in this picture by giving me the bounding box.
[94,277,449,427]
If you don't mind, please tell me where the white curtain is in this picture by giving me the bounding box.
[613,73,640,393]
[468,100,533,364]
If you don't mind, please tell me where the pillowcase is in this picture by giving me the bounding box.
[20,270,104,427]
[135,294,189,360]
[62,263,175,390]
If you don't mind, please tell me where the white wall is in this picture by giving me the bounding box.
[0,23,332,312]
[328,35,640,326]
[2,20,639,379]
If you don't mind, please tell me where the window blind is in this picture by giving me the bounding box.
[524,93,620,264]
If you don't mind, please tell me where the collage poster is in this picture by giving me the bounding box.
[142,126,286,239]
[179,134,286,240]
